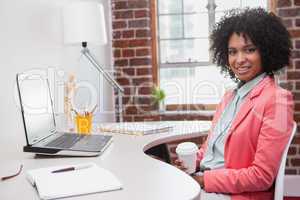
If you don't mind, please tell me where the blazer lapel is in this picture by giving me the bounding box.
[229,97,253,132]
[227,76,274,135]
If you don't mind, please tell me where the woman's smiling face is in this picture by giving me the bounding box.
[228,33,263,82]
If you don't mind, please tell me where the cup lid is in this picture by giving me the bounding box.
[175,142,198,155]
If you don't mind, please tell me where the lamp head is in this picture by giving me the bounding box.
[62,1,107,46]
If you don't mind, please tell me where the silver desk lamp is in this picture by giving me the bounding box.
[62,1,124,122]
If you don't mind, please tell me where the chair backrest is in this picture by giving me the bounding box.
[274,122,297,200]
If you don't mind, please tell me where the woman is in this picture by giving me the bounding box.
[175,8,294,200]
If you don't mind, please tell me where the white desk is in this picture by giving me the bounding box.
[0,121,211,200]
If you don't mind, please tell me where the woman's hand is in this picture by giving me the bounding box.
[174,159,188,173]
[175,159,205,188]
[191,174,205,188]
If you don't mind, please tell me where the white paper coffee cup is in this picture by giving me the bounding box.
[176,142,198,174]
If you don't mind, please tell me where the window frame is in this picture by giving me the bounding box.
[157,1,212,67]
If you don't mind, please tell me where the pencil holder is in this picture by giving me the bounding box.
[75,114,93,134]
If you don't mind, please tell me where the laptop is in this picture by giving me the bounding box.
[16,72,112,156]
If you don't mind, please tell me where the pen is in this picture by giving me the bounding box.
[71,108,79,115]
[52,164,93,173]
[90,104,97,114]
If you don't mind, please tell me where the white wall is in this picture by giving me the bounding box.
[0,0,115,155]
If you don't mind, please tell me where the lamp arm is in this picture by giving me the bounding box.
[81,47,124,122]
[81,47,124,93]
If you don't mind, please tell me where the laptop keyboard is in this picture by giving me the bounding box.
[44,133,112,152]
[45,133,84,149]
[71,134,112,152]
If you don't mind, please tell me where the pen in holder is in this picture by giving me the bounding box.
[75,113,93,134]
[73,105,97,135]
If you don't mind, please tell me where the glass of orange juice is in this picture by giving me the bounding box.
[75,113,93,134]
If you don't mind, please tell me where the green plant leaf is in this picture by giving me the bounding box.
[151,86,166,103]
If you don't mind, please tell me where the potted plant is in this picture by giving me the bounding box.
[151,86,166,112]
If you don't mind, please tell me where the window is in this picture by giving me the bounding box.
[157,0,268,105]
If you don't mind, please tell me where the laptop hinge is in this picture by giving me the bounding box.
[23,145,61,154]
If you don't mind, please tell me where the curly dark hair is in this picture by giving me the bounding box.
[210,8,291,81]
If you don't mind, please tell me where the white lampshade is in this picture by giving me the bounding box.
[62,1,107,45]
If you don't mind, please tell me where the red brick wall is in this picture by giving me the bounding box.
[111,0,300,173]
[276,0,300,174]
[111,0,157,122]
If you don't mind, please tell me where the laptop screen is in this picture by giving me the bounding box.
[17,73,56,145]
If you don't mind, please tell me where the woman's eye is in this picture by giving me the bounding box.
[228,50,236,55]
[245,47,257,53]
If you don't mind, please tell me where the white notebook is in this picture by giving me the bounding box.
[99,122,173,136]
[26,162,122,200]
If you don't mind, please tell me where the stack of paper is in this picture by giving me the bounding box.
[26,162,122,200]
[99,122,173,136]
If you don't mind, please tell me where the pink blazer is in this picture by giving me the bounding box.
[197,76,294,200]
